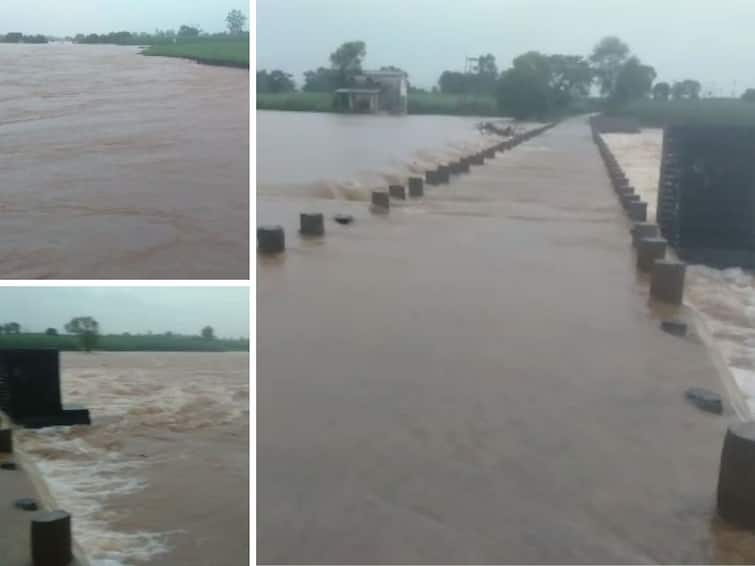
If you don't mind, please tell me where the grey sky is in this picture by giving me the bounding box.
[1,0,247,36]
[257,0,755,95]
[0,288,249,338]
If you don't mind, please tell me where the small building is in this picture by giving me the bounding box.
[333,88,381,113]
[333,70,408,114]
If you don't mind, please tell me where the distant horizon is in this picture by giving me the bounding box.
[1,0,247,37]
[0,288,250,339]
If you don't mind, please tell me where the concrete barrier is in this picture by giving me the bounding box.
[257,226,285,255]
[458,158,470,173]
[425,169,439,185]
[408,176,424,197]
[371,190,390,211]
[627,200,648,222]
[631,222,660,246]
[389,184,406,200]
[299,213,324,236]
[469,153,485,166]
[31,510,73,566]
[436,164,450,183]
[0,429,11,453]
[650,259,686,305]
[717,421,755,528]
[637,237,667,271]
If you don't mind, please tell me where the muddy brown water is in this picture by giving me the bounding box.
[16,352,249,565]
[258,118,755,563]
[0,44,248,278]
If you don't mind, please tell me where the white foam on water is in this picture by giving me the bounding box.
[16,354,249,565]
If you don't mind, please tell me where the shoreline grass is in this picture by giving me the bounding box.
[142,38,249,69]
[0,333,249,352]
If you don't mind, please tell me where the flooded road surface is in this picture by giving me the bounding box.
[16,352,249,566]
[605,131,755,419]
[0,44,248,278]
[257,110,519,201]
[259,118,755,563]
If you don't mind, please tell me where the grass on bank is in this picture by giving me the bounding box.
[142,37,249,68]
[612,98,755,127]
[0,333,249,352]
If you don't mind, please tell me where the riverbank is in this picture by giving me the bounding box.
[141,38,249,68]
[259,117,755,562]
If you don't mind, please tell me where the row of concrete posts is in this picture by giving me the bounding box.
[591,116,755,531]
[258,123,556,254]
[1,427,73,565]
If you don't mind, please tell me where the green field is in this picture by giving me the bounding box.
[0,333,249,352]
[142,38,249,68]
[616,98,755,127]
[257,91,501,116]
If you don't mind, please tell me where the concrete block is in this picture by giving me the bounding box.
[637,237,667,271]
[389,185,406,200]
[257,226,285,255]
[408,176,424,197]
[31,510,73,566]
[718,422,755,528]
[371,190,390,210]
[650,259,686,305]
[299,212,324,236]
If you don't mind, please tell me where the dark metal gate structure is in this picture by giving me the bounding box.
[657,124,755,268]
[0,349,90,428]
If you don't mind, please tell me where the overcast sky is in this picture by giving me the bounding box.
[0,288,249,338]
[257,0,755,94]
[1,0,247,36]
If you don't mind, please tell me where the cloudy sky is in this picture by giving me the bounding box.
[257,0,755,94]
[0,287,249,338]
[1,0,246,35]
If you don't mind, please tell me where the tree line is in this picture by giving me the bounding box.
[0,317,219,351]
[259,36,742,118]
[1,33,47,44]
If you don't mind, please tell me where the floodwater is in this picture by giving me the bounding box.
[0,43,249,278]
[257,110,514,201]
[604,131,755,418]
[259,118,755,563]
[15,352,249,566]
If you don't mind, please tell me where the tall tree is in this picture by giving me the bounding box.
[653,81,671,101]
[497,52,552,119]
[257,69,296,93]
[201,326,215,340]
[226,9,247,35]
[742,89,755,102]
[548,54,592,108]
[329,41,366,75]
[589,36,630,96]
[302,67,340,92]
[64,316,99,352]
[672,79,701,100]
[610,56,656,107]
[177,25,201,38]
